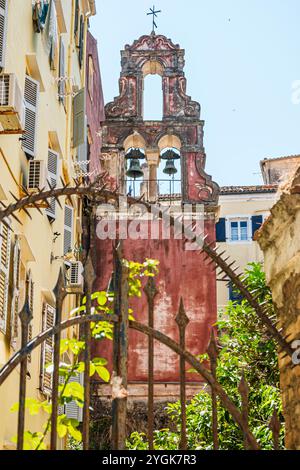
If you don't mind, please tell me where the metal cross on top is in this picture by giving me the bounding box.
[147,5,162,33]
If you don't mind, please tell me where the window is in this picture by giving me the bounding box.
[64,205,73,254]
[73,88,86,148]
[229,218,249,242]
[0,0,8,69]
[0,220,11,333]
[10,236,21,347]
[40,303,55,395]
[45,149,59,220]
[23,75,39,158]
[229,283,243,303]
[58,36,65,105]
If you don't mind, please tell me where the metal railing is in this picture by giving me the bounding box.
[0,179,293,450]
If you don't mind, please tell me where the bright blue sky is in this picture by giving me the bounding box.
[90,0,300,186]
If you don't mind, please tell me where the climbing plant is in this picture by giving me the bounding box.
[10,258,159,450]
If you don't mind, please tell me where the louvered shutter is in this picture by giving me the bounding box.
[216,218,226,242]
[45,149,59,219]
[10,237,21,346]
[77,115,87,173]
[23,75,39,158]
[58,374,65,416]
[40,303,55,395]
[27,271,34,362]
[74,0,79,37]
[78,15,84,68]
[0,0,8,69]
[63,205,73,255]
[72,88,85,148]
[251,215,263,239]
[65,373,83,422]
[0,221,11,333]
[58,35,65,104]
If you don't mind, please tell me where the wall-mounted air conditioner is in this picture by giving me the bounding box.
[0,74,24,133]
[67,261,84,290]
[27,160,46,192]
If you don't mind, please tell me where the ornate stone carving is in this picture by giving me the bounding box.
[102,33,219,205]
[125,34,180,51]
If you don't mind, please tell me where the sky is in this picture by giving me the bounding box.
[90,0,300,186]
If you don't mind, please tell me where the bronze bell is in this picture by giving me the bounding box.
[163,159,177,176]
[126,159,144,179]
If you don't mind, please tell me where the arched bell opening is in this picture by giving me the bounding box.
[157,135,182,198]
[125,147,146,198]
[142,60,164,121]
[123,132,147,197]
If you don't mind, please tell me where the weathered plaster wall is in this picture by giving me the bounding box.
[92,219,217,388]
[257,168,300,449]
[86,31,105,179]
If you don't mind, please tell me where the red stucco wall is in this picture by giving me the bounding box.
[92,219,216,383]
[86,31,105,179]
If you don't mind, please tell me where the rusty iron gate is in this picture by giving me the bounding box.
[0,178,293,450]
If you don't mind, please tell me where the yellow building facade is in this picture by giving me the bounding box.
[216,186,277,310]
[0,0,96,449]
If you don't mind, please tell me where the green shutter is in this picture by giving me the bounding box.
[0,0,8,69]
[58,35,65,104]
[72,88,86,148]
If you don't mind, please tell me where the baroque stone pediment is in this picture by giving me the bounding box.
[125,34,180,52]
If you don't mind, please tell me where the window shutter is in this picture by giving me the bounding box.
[40,303,55,395]
[63,205,73,255]
[216,217,226,242]
[251,215,263,239]
[10,237,21,346]
[74,0,79,38]
[58,374,65,416]
[45,149,59,219]
[0,0,8,69]
[72,88,85,148]
[65,373,83,422]
[77,115,87,173]
[58,35,65,104]
[0,220,11,333]
[23,75,39,158]
[26,271,33,362]
[229,283,243,303]
[78,15,84,68]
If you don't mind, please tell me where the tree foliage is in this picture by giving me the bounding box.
[127,263,284,450]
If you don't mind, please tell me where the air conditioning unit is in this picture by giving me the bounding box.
[0,74,25,133]
[27,160,46,192]
[67,261,84,290]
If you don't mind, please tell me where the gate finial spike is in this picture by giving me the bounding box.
[144,276,158,300]
[175,298,189,330]
[53,266,66,299]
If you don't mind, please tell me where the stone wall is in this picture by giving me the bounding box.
[256,167,300,449]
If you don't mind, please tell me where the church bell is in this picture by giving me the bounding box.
[126,158,144,179]
[163,159,177,176]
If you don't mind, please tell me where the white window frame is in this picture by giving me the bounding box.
[226,216,252,244]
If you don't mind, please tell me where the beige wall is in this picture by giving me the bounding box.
[217,193,276,310]
[0,0,92,449]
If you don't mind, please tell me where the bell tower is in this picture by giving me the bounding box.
[96,32,220,396]
[101,33,219,205]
